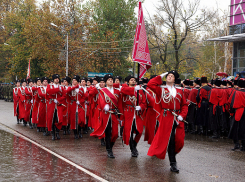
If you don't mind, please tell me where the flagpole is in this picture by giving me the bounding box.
[137,63,140,106]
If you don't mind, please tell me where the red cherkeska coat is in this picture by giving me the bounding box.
[66,85,86,130]
[24,87,33,122]
[144,87,157,145]
[31,86,40,125]
[120,85,147,145]
[88,86,100,129]
[13,87,20,118]
[17,86,26,119]
[90,87,120,142]
[37,87,47,128]
[46,84,66,131]
[147,76,188,159]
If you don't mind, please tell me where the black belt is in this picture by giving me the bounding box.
[126,105,134,108]
[163,109,180,113]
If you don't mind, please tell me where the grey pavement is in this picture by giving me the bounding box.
[0,100,245,182]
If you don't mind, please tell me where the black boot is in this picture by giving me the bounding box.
[23,120,27,127]
[29,122,33,129]
[78,126,83,138]
[107,149,115,158]
[130,139,138,157]
[51,131,55,140]
[17,118,20,124]
[133,140,139,155]
[170,162,179,173]
[101,138,106,146]
[241,140,245,151]
[232,141,240,151]
[74,129,79,139]
[56,129,60,140]
[62,126,67,135]
[83,124,88,134]
[43,130,51,136]
[189,124,196,134]
[212,130,220,139]
[37,127,40,132]
[67,124,71,135]
[198,126,204,135]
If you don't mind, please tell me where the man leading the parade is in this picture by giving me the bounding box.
[147,71,188,173]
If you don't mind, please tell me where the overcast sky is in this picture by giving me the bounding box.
[141,0,230,16]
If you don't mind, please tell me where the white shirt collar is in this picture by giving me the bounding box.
[166,84,176,98]
[107,86,114,94]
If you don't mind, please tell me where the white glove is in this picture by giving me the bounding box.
[104,104,109,112]
[136,106,141,111]
[85,101,89,104]
[23,100,25,103]
[85,104,87,109]
[59,86,62,92]
[160,72,168,78]
[31,99,33,104]
[95,83,101,89]
[135,85,141,91]
[54,99,58,104]
[76,101,80,105]
[177,115,183,121]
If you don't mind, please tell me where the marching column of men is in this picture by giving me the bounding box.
[12,71,245,173]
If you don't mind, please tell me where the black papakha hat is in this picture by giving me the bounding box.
[52,74,60,80]
[21,78,27,83]
[114,76,122,82]
[41,77,49,83]
[64,76,71,83]
[73,75,80,82]
[166,70,179,80]
[214,78,222,87]
[201,76,208,83]
[104,74,113,83]
[183,79,190,86]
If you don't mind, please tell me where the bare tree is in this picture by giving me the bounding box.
[147,0,214,71]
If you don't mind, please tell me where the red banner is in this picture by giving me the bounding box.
[132,1,152,78]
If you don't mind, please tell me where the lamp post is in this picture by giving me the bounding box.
[155,62,159,75]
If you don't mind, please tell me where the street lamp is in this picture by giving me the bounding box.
[50,23,69,76]
[155,62,159,75]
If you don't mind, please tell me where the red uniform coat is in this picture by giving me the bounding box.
[187,86,199,105]
[62,86,69,126]
[91,87,120,142]
[31,87,40,124]
[13,87,20,118]
[37,87,47,128]
[120,86,147,145]
[66,85,85,130]
[46,84,66,131]
[209,87,227,114]
[183,87,191,101]
[24,87,33,122]
[88,86,100,129]
[17,86,26,119]
[144,88,157,145]
[147,76,188,159]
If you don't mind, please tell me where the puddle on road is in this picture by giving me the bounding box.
[0,128,98,182]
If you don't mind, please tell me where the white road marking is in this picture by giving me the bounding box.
[0,123,108,182]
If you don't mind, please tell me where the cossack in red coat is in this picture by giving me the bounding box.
[90,87,120,142]
[37,87,47,128]
[120,85,147,145]
[66,85,86,130]
[24,87,33,122]
[147,76,188,159]
[46,84,66,131]
[17,87,26,119]
[144,87,157,145]
[31,87,39,124]
[13,87,19,118]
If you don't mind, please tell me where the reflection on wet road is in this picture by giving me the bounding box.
[1,100,245,182]
[0,128,99,182]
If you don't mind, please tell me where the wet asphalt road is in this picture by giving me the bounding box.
[0,100,245,182]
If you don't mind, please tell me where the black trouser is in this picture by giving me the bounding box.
[105,117,112,150]
[129,119,139,151]
[52,109,59,133]
[168,121,178,163]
